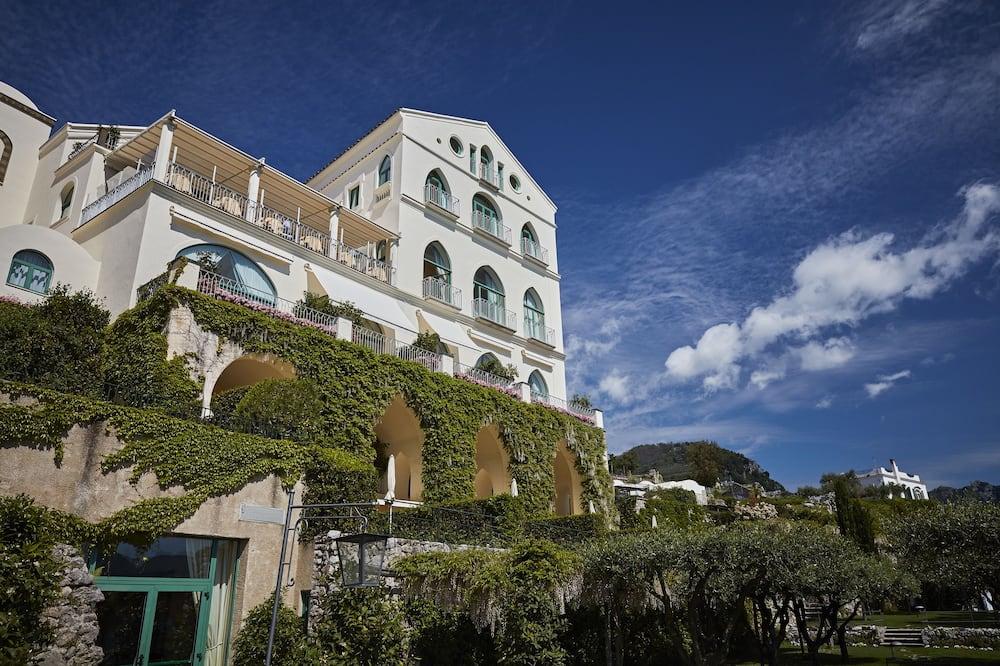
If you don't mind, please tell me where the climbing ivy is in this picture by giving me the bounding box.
[127,285,613,515]
[0,381,373,545]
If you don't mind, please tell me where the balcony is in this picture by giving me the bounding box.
[80,164,155,226]
[472,211,511,245]
[531,390,596,424]
[525,318,555,346]
[521,236,549,265]
[454,362,517,396]
[478,164,504,191]
[422,276,463,309]
[424,183,460,217]
[352,326,442,372]
[161,162,395,285]
[473,298,516,330]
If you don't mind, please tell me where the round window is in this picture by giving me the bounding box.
[509,174,521,192]
[449,136,464,156]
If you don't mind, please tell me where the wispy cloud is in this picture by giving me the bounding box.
[864,369,912,398]
[851,0,952,54]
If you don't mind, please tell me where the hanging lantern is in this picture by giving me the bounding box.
[335,532,389,588]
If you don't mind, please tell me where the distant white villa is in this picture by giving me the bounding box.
[857,459,928,500]
[612,478,709,506]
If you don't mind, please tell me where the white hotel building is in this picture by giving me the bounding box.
[0,82,595,423]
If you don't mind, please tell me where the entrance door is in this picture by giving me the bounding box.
[92,536,238,666]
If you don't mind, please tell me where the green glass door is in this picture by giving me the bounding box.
[92,536,238,666]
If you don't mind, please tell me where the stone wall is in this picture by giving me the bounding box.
[785,622,883,647]
[923,626,1000,649]
[30,544,104,666]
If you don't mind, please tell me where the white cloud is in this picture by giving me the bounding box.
[853,0,951,53]
[864,369,912,397]
[598,369,631,404]
[815,396,834,409]
[664,184,1000,391]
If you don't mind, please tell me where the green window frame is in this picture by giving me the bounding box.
[423,242,451,283]
[6,249,53,294]
[472,195,498,220]
[528,370,548,396]
[521,224,537,243]
[523,289,545,337]
[473,266,505,308]
[348,186,360,209]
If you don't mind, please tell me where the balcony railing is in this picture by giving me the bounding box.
[525,318,555,345]
[422,276,463,309]
[424,183,460,216]
[195,270,339,336]
[473,298,516,330]
[472,211,512,244]
[352,326,442,372]
[531,390,596,424]
[478,164,504,191]
[163,161,395,285]
[521,236,549,264]
[454,362,517,396]
[80,164,155,226]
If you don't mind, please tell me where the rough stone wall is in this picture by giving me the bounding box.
[923,626,1000,649]
[30,544,104,666]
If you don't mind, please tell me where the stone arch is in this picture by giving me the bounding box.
[201,351,295,417]
[473,424,511,499]
[376,396,425,501]
[554,439,583,516]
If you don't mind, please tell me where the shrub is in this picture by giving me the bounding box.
[413,330,442,353]
[214,378,327,443]
[311,587,409,665]
[475,355,518,382]
[231,595,318,666]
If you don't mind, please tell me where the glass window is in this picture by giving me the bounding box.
[60,184,74,218]
[176,244,276,303]
[6,249,53,294]
[423,242,451,283]
[524,289,545,338]
[472,195,498,220]
[469,146,477,173]
[480,146,493,171]
[93,536,214,578]
[509,174,521,191]
[449,136,464,156]
[425,171,446,193]
[528,370,548,396]
[473,267,504,306]
[348,186,360,209]
[521,224,537,243]
[378,155,391,186]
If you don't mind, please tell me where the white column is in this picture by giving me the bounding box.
[329,209,340,257]
[515,382,531,403]
[152,114,176,181]
[335,317,353,341]
[246,159,263,222]
[593,409,605,430]
[439,354,455,376]
[389,238,399,286]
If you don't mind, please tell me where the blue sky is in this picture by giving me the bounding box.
[3,0,999,490]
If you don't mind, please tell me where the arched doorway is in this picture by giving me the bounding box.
[473,425,511,499]
[376,396,425,501]
[553,440,583,516]
[211,354,295,396]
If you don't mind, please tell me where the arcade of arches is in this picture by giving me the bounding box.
[474,425,511,499]
[376,396,425,501]
[211,354,295,396]
[554,439,583,516]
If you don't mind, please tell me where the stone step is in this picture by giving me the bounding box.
[881,628,924,646]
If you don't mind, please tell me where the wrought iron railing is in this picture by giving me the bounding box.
[473,298,516,329]
[135,271,169,302]
[525,318,555,345]
[195,270,339,336]
[422,276,463,309]
[478,164,504,191]
[166,162,250,218]
[454,362,517,395]
[472,211,512,244]
[80,164,155,226]
[424,183,460,216]
[352,326,442,371]
[521,236,549,264]
[531,390,596,423]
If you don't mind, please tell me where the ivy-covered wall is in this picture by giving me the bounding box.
[112,284,613,515]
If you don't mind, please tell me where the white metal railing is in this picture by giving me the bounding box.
[473,298,516,329]
[521,236,549,264]
[424,183,460,216]
[478,164,504,191]
[525,318,555,345]
[352,326,442,371]
[67,135,98,162]
[454,362,516,394]
[531,390,597,423]
[163,161,395,285]
[195,270,339,335]
[80,164,155,226]
[422,276,463,309]
[166,162,249,218]
[472,211,512,244]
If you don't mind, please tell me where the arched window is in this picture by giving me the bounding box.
[423,242,451,283]
[473,266,504,308]
[425,170,447,193]
[59,183,74,220]
[480,146,493,172]
[475,352,500,369]
[472,194,498,220]
[378,155,391,186]
[6,249,53,294]
[0,130,12,186]
[177,244,276,303]
[528,370,548,397]
[523,289,546,340]
[425,170,450,209]
[521,224,537,244]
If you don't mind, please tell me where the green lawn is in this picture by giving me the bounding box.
[736,644,1000,664]
[852,611,1000,629]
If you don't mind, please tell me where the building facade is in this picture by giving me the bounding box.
[856,459,929,500]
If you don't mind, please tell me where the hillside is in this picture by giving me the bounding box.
[613,441,786,492]
[930,481,1000,503]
